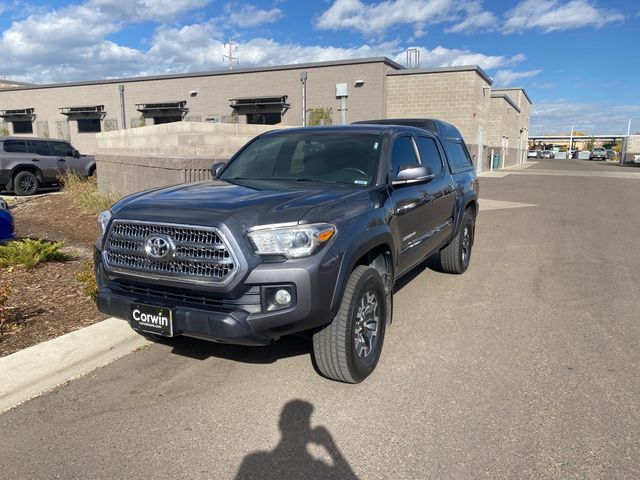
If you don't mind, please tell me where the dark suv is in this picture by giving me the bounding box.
[0,137,96,195]
[95,122,478,383]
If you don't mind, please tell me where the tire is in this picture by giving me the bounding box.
[439,208,475,274]
[13,171,39,196]
[312,266,388,383]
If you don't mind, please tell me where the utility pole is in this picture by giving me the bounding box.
[627,118,632,136]
[300,72,308,127]
[569,125,573,159]
[223,39,239,70]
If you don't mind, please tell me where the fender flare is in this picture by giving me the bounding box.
[329,226,395,314]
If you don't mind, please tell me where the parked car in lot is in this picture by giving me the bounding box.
[527,150,540,158]
[94,121,479,383]
[590,147,607,161]
[0,137,96,196]
[606,149,617,159]
[540,150,555,159]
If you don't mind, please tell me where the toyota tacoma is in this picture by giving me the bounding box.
[94,121,479,383]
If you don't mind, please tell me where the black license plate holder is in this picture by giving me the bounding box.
[130,303,174,337]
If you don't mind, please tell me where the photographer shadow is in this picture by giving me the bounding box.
[235,400,359,480]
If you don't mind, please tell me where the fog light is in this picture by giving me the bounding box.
[274,289,292,306]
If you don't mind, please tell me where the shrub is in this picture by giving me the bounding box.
[0,238,69,269]
[307,107,333,126]
[75,261,98,301]
[59,171,117,215]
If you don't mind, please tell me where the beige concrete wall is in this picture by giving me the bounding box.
[492,88,532,166]
[96,121,284,197]
[486,94,530,168]
[623,135,640,164]
[0,60,389,155]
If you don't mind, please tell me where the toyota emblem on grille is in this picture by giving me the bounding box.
[144,235,176,260]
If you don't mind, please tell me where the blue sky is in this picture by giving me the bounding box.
[0,0,638,134]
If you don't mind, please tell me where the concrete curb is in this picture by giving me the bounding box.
[0,318,149,414]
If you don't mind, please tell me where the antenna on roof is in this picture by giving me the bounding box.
[223,39,239,70]
[406,48,420,69]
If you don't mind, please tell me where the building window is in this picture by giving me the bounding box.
[153,116,183,125]
[77,118,102,133]
[12,121,33,134]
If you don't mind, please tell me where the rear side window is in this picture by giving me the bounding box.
[49,142,74,156]
[3,140,27,153]
[443,141,473,171]
[390,136,418,174]
[415,137,443,176]
[28,140,51,156]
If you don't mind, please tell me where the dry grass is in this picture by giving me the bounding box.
[75,261,98,301]
[59,171,117,215]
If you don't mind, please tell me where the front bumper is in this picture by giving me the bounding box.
[95,247,340,345]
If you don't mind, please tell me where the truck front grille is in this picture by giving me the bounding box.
[103,220,238,285]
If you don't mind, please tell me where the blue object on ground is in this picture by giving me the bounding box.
[0,207,14,240]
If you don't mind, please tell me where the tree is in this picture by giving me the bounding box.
[307,107,333,126]
[586,137,595,150]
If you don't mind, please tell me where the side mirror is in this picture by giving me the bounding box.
[392,164,434,186]
[211,162,226,179]
[73,149,80,158]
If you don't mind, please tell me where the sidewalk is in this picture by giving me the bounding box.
[0,317,148,414]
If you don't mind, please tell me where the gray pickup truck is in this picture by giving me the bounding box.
[0,136,96,195]
[94,120,479,383]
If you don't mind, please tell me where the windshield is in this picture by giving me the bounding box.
[220,132,382,185]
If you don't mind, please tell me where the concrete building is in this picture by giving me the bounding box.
[0,57,531,172]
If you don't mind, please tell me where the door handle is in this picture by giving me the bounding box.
[31,158,39,162]
[444,186,454,194]
[58,158,66,162]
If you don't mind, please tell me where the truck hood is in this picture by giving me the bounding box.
[111,180,374,230]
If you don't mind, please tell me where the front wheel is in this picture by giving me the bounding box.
[439,208,475,274]
[312,266,388,383]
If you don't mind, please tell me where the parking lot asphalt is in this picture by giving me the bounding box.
[1,159,638,479]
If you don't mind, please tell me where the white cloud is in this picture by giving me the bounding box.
[0,1,525,84]
[446,1,498,33]
[393,46,525,71]
[315,0,461,35]
[493,68,541,85]
[503,0,625,34]
[226,4,283,28]
[530,100,640,134]
[87,0,211,23]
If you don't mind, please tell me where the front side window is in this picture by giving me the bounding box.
[390,136,419,175]
[49,142,74,156]
[220,133,381,186]
[415,136,443,176]
[77,118,101,133]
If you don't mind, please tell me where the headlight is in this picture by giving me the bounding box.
[248,223,336,258]
[97,210,112,240]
